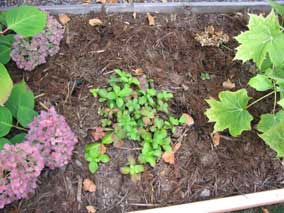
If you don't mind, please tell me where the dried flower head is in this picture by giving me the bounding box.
[11,15,64,71]
[195,26,229,47]
[0,141,44,209]
[27,107,78,169]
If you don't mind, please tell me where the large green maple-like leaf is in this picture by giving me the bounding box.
[256,111,284,133]
[205,89,253,137]
[235,10,284,68]
[259,122,284,157]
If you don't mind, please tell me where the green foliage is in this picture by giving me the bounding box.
[4,5,47,37]
[85,143,110,173]
[248,74,273,91]
[0,137,11,150]
[205,10,284,157]
[235,10,284,68]
[120,156,144,182]
[0,81,36,148]
[200,72,211,80]
[86,69,186,175]
[205,89,253,137]
[0,35,14,64]
[259,122,284,157]
[268,0,284,16]
[0,106,12,137]
[0,63,13,106]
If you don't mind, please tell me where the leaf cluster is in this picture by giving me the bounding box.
[205,8,284,157]
[0,80,37,150]
[0,6,46,150]
[86,69,186,174]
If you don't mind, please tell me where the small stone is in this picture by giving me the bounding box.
[200,188,210,197]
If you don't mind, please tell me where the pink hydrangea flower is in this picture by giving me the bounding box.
[10,15,64,71]
[27,107,78,169]
[0,141,44,209]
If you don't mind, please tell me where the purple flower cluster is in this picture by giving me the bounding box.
[11,15,64,71]
[27,107,78,169]
[0,141,44,209]
[0,107,78,208]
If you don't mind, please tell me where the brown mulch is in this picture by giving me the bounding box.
[4,11,284,213]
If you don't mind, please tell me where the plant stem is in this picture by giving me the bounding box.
[0,28,9,35]
[247,91,275,109]
[13,125,28,132]
[273,82,277,114]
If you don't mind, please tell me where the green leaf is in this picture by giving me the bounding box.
[133,165,144,173]
[5,81,34,118]
[0,35,14,64]
[0,137,10,150]
[257,111,284,133]
[4,5,47,37]
[17,106,38,127]
[268,0,284,15]
[10,133,26,144]
[116,98,124,108]
[179,114,187,124]
[99,154,110,163]
[235,10,284,68]
[101,132,113,144]
[278,99,284,108]
[0,63,13,105]
[205,89,253,137]
[0,106,12,137]
[120,166,130,174]
[248,74,273,91]
[89,161,99,173]
[259,122,284,157]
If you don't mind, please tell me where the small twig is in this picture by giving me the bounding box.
[115,147,142,151]
[76,176,83,204]
[39,101,49,110]
[34,93,45,99]
[0,28,9,35]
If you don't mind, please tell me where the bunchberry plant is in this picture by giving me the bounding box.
[11,15,64,71]
[86,69,187,174]
[205,8,284,157]
[120,156,144,182]
[0,141,44,208]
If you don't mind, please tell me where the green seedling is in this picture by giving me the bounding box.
[120,156,144,182]
[205,10,284,157]
[85,143,110,173]
[86,69,188,175]
[200,72,211,80]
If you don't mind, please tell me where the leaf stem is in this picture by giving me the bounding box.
[13,125,28,132]
[247,91,275,109]
[0,28,9,35]
[273,82,277,114]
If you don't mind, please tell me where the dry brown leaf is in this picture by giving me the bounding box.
[162,151,175,164]
[86,205,96,213]
[113,140,124,148]
[133,12,137,19]
[147,13,155,26]
[134,68,144,75]
[83,179,96,192]
[98,144,107,154]
[210,132,221,147]
[59,14,70,25]
[173,142,182,152]
[222,79,235,89]
[89,18,103,27]
[82,0,92,4]
[182,113,194,126]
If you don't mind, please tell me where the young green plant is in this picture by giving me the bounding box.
[205,9,284,157]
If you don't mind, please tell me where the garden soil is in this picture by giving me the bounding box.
[4,11,284,213]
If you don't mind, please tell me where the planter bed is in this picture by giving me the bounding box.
[3,9,284,213]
